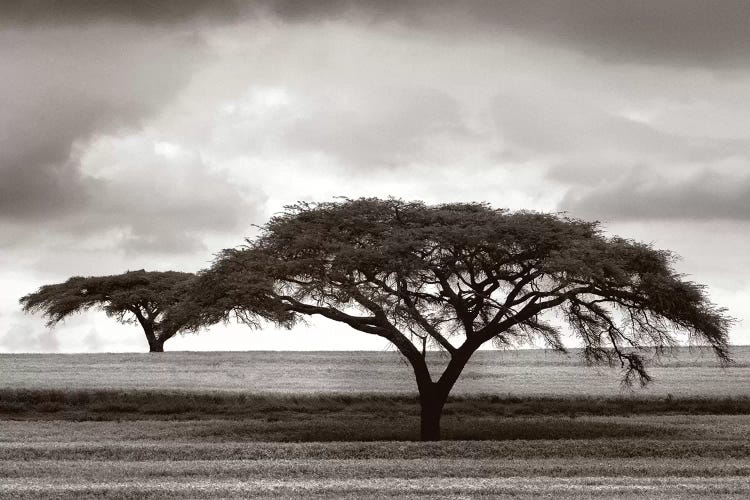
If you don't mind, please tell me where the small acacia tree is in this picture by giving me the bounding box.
[20,270,196,352]
[193,198,732,440]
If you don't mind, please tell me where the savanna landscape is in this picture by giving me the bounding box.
[2,347,749,499]
[4,2,750,499]
[7,199,746,498]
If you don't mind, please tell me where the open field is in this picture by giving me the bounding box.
[2,409,750,498]
[1,347,749,498]
[2,346,748,396]
[3,407,750,499]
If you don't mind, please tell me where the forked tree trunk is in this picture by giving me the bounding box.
[415,344,478,441]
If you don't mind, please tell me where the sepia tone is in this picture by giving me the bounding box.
[2,1,749,498]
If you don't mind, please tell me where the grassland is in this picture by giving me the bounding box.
[2,347,748,395]
[1,347,749,498]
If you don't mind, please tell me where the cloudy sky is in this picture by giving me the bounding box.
[2,0,750,352]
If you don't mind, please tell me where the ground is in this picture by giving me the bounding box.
[0,347,748,498]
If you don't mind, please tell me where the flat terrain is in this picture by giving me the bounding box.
[2,346,748,395]
[1,347,749,498]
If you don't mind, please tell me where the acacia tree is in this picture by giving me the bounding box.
[20,270,196,353]
[193,198,732,440]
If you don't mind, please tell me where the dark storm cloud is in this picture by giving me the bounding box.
[560,168,750,221]
[5,1,750,68]
[0,26,257,254]
[0,0,245,26]
[466,0,750,68]
[269,0,750,69]
[0,136,260,255]
[0,27,203,220]
[0,0,371,26]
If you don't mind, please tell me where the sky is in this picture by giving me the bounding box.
[2,0,750,353]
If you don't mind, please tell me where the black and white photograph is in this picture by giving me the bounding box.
[2,1,750,498]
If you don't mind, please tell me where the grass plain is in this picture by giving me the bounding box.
[1,346,749,498]
[2,347,748,396]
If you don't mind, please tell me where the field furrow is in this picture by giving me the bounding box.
[2,476,750,499]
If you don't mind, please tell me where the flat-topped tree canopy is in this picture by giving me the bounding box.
[20,269,196,352]
[198,197,732,440]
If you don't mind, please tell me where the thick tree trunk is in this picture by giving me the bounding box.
[148,339,165,353]
[416,343,479,441]
[387,327,479,441]
[134,314,164,353]
[418,383,450,441]
[419,389,446,441]
[142,324,164,353]
[150,330,178,353]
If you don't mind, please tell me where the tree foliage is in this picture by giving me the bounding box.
[20,270,196,352]
[195,198,732,439]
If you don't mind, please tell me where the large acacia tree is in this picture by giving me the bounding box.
[193,198,732,440]
[20,270,196,352]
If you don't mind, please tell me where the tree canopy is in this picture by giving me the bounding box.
[20,270,196,352]
[193,198,732,439]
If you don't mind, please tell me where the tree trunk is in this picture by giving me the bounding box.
[419,384,449,441]
[389,329,478,441]
[148,338,165,353]
[416,343,479,441]
[142,325,164,353]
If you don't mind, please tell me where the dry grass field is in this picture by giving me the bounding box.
[2,346,747,395]
[1,347,749,498]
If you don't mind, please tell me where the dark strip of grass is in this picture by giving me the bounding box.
[1,389,749,421]
[193,415,690,442]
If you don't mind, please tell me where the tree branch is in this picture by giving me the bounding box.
[397,279,457,355]
[278,295,384,335]
[432,270,474,336]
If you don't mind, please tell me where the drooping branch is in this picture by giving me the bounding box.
[277,295,383,335]
[200,197,733,394]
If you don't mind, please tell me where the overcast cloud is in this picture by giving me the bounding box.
[2,1,749,352]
